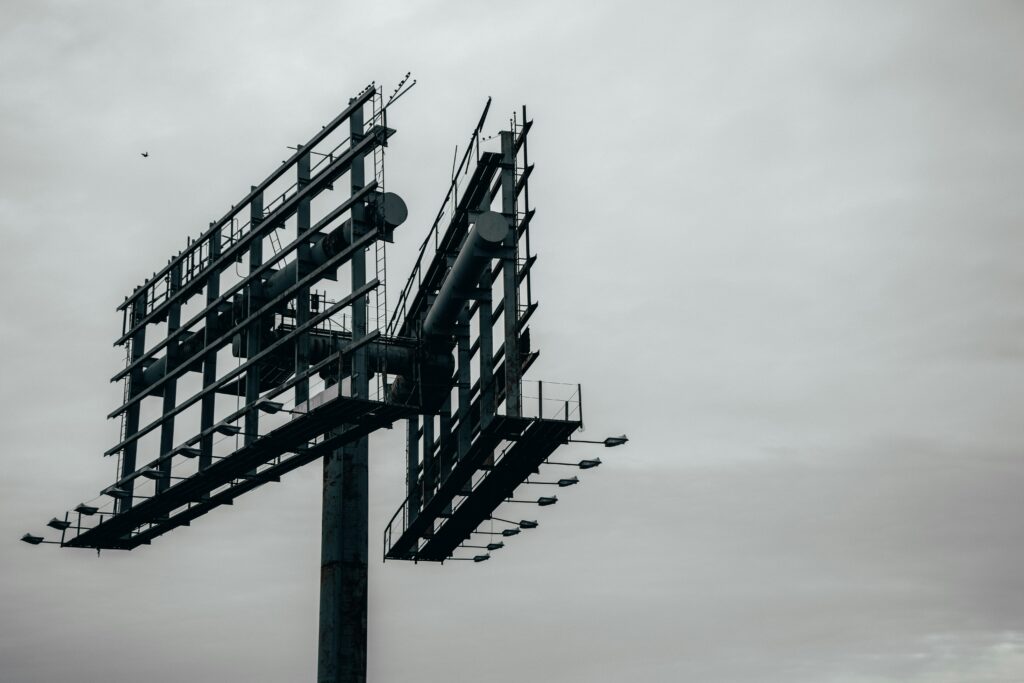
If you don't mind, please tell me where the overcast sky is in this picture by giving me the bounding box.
[2,1,1023,682]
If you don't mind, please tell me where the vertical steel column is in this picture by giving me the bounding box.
[319,100,369,683]
[456,306,472,461]
[244,191,264,453]
[118,289,148,513]
[476,184,497,454]
[437,257,454,490]
[499,131,521,416]
[199,228,221,472]
[422,415,435,501]
[157,263,182,492]
[477,268,495,465]
[438,396,453,500]
[295,148,313,408]
[406,415,420,524]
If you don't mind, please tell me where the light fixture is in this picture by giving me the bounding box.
[486,542,504,551]
[488,516,538,530]
[506,496,557,506]
[568,434,628,447]
[473,554,490,563]
[214,423,241,436]
[21,533,45,545]
[528,477,579,487]
[74,503,99,516]
[256,400,285,414]
[501,528,520,537]
[545,457,601,469]
[102,485,130,498]
[139,467,166,480]
[173,446,202,458]
[47,517,70,531]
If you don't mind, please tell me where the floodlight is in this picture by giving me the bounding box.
[501,528,520,537]
[537,496,558,507]
[578,458,601,469]
[214,424,241,436]
[21,533,44,545]
[473,554,490,563]
[47,517,70,531]
[557,477,579,487]
[519,520,538,529]
[139,467,166,480]
[74,503,99,516]
[256,400,285,414]
[486,542,504,551]
[102,486,129,498]
[568,434,628,447]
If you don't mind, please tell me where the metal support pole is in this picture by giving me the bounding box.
[118,289,147,513]
[422,414,435,500]
[295,148,313,408]
[157,263,182,492]
[244,190,264,458]
[499,131,521,416]
[318,99,369,683]
[199,227,221,472]
[476,193,496,466]
[456,306,471,461]
[406,415,420,523]
[438,396,453,512]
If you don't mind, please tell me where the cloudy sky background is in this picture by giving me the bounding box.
[2,1,1023,681]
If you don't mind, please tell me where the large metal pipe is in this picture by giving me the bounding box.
[139,193,407,390]
[263,190,405,304]
[422,211,509,338]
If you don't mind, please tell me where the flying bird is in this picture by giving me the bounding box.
[141,151,149,158]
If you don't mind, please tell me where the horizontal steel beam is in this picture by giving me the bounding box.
[385,415,530,559]
[416,418,579,561]
[70,396,416,549]
[105,275,379,456]
[108,227,378,423]
[116,129,386,345]
[111,182,378,384]
[117,87,376,313]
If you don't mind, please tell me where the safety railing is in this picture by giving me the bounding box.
[512,379,582,423]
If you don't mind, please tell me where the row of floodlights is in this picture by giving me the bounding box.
[23,434,628,549]
[458,434,628,563]
[23,412,290,542]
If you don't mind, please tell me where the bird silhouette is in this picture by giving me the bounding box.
[141,152,149,158]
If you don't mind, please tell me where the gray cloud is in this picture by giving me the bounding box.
[2,1,1023,681]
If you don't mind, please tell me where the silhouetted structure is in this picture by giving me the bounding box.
[27,80,626,683]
